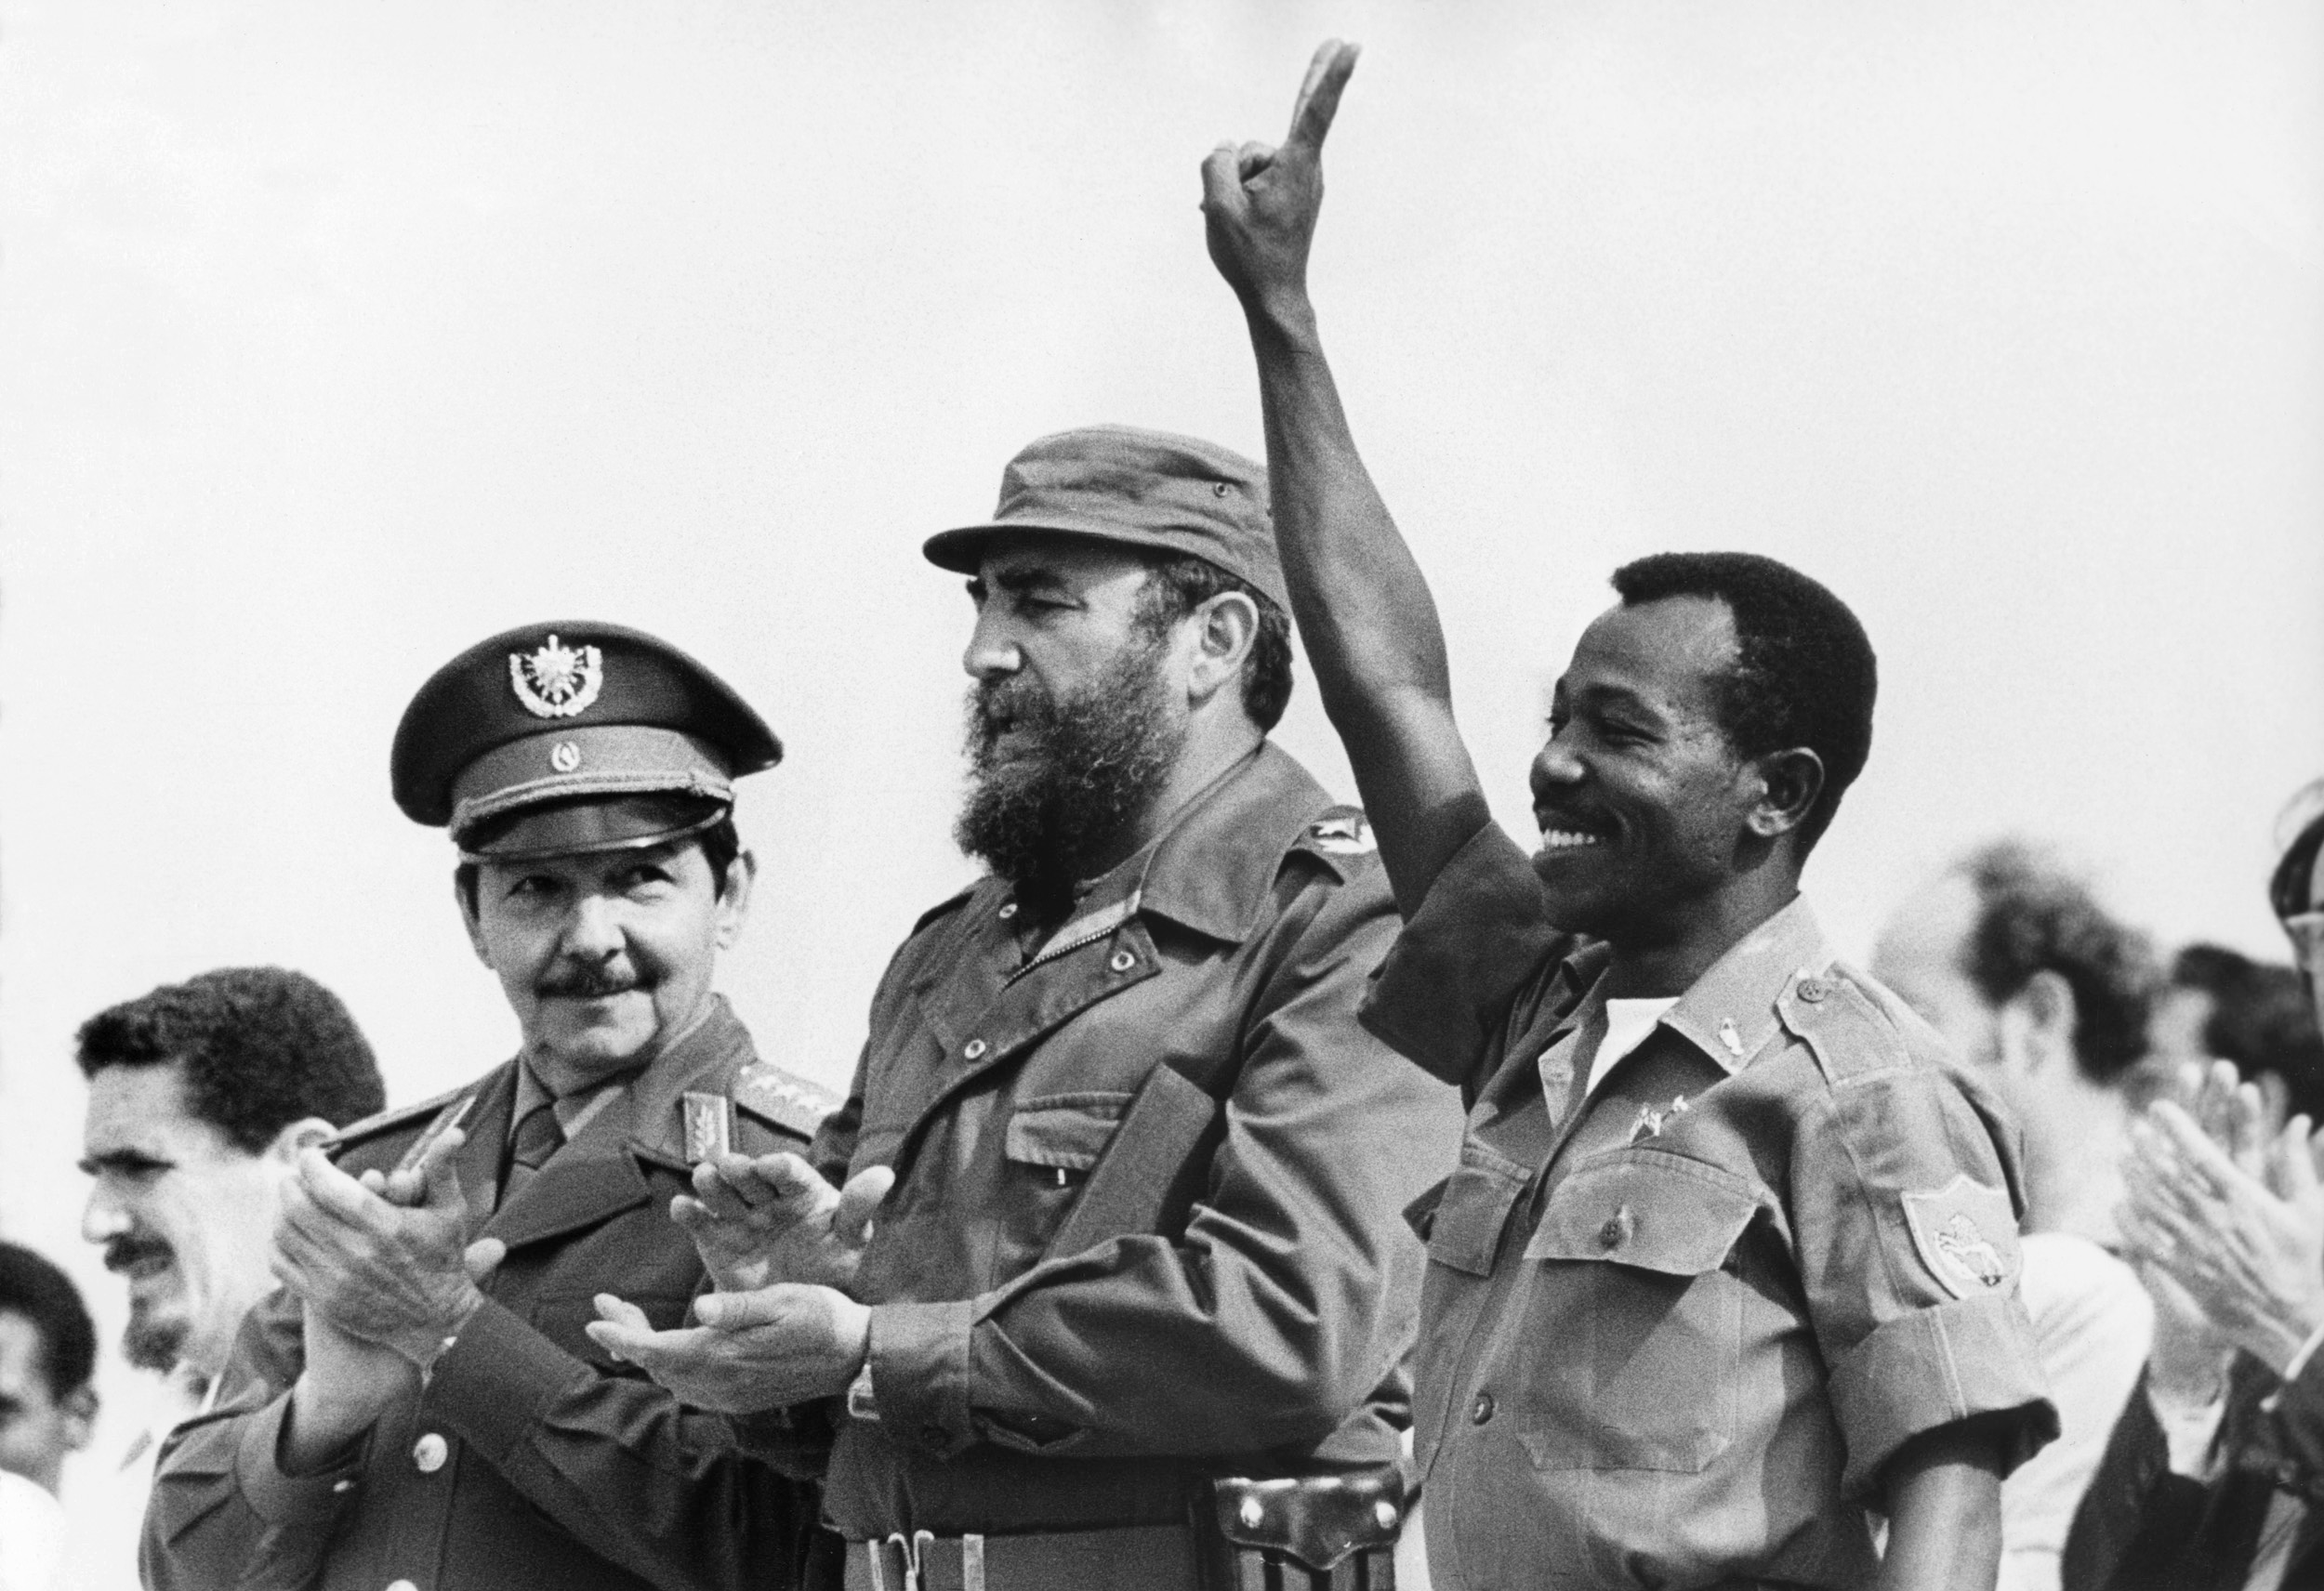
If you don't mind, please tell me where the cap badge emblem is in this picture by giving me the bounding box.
[508,635,604,719]
[549,741,582,772]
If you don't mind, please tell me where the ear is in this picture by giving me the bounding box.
[2004,968,2080,1075]
[61,1384,99,1453]
[1182,590,1260,711]
[455,870,493,967]
[713,848,758,950]
[262,1115,338,1167]
[1743,747,1826,841]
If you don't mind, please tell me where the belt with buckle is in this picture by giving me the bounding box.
[845,1524,1198,1591]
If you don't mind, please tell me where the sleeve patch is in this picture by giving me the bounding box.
[1901,1175,2021,1300]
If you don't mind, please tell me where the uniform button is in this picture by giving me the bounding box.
[387,1581,418,1591]
[1239,1497,1264,1528]
[963,1039,987,1060]
[1373,1500,1398,1530]
[1598,1205,1632,1249]
[998,902,1017,920]
[411,1432,447,1473]
[1108,950,1136,973]
[1471,1392,1495,1425]
[331,1479,354,1494]
[1797,977,1829,1004]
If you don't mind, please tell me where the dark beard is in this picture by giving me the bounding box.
[955,638,1183,916]
[123,1303,186,1374]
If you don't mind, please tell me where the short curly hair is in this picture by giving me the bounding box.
[1956,841,2159,1086]
[74,967,386,1153]
[0,1242,97,1400]
[1608,552,1875,854]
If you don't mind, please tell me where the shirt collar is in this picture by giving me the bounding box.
[1657,894,1834,1076]
[1129,742,1330,945]
[513,993,753,1155]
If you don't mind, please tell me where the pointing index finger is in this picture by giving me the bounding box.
[1286,39,1360,155]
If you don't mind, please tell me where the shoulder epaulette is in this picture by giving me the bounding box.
[1287,806,1379,878]
[1776,966,1912,1085]
[733,1061,845,1144]
[907,884,980,938]
[325,1083,472,1151]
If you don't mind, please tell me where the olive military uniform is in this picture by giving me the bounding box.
[807,743,1462,1584]
[143,998,838,1591]
[1368,823,2057,1590]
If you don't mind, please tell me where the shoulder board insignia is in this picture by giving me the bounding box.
[733,1063,844,1144]
[325,1083,473,1152]
[1303,809,1377,857]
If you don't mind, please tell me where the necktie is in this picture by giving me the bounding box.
[504,1098,564,1201]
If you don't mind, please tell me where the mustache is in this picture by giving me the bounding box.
[103,1234,171,1273]
[535,966,645,999]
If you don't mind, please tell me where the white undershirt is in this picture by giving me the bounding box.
[1560,996,1679,1101]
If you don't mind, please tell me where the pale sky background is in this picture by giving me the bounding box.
[1,0,2319,1562]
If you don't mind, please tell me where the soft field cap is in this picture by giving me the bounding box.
[923,425,1286,609]
[390,620,780,859]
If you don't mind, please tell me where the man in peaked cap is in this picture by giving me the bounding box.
[591,427,1462,1591]
[144,621,843,1591]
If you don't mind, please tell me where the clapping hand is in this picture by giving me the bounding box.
[669,1151,891,1295]
[2122,1096,2324,1376]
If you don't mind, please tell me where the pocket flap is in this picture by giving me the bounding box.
[1004,1094,1130,1171]
[1525,1151,1761,1275]
[1426,1145,1533,1277]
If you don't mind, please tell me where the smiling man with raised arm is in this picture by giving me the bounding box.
[1201,43,2056,1591]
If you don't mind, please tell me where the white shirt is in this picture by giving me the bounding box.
[1996,1233,2152,1591]
[1540,996,1679,1107]
[0,1470,66,1591]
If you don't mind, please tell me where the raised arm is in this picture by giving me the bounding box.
[1202,43,1492,915]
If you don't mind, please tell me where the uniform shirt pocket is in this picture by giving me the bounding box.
[1426,1141,1535,1277]
[1516,1151,1763,1474]
[1002,1091,1133,1175]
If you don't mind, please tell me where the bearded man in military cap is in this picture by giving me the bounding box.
[593,427,1462,1591]
[144,623,840,1591]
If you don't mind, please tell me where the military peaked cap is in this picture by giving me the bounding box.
[391,621,780,861]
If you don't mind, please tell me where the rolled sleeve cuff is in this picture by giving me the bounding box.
[866,1299,974,1458]
[1828,1292,2059,1499]
[420,1297,592,1466]
[1359,822,1556,1084]
[232,1393,368,1529]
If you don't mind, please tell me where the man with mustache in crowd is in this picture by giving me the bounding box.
[72,966,385,1591]
[1199,43,2056,1590]
[144,623,839,1591]
[593,427,1462,1591]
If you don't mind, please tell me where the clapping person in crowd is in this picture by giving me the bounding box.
[72,966,385,1590]
[2064,789,2324,1590]
[0,1243,98,1591]
[1874,842,2161,1591]
[1202,42,2054,1591]
[144,625,839,1591]
[2144,943,2324,1127]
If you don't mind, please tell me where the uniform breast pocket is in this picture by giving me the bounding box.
[1423,1142,1534,1276]
[1515,1151,1762,1474]
[1003,1092,1131,1184]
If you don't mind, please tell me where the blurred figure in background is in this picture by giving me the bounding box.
[70,966,384,1590]
[2065,785,2324,1590]
[0,1243,97,1591]
[1876,839,2161,1591]
[2142,944,2324,1126]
